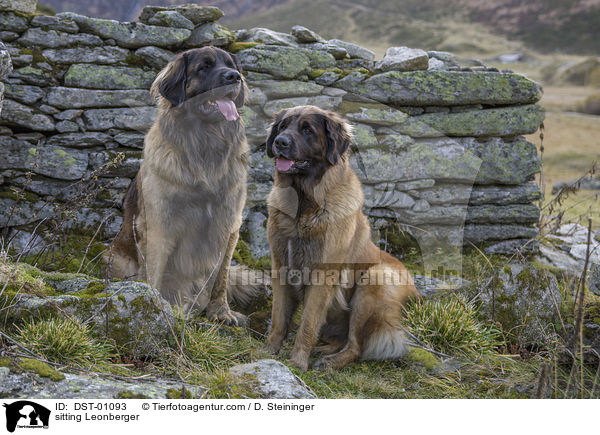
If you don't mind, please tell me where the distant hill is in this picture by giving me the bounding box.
[40,0,600,56]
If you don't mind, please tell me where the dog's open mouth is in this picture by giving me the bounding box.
[275,158,310,173]
[200,98,239,121]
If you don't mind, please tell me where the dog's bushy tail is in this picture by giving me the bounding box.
[227,265,271,310]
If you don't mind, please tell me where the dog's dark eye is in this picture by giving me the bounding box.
[198,60,214,72]
[302,126,313,136]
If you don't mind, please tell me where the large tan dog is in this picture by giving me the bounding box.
[265,106,419,370]
[105,47,254,325]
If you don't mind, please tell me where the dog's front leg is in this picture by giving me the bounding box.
[289,284,336,371]
[267,259,299,354]
[206,231,246,326]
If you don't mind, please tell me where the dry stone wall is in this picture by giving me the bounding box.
[0,3,544,262]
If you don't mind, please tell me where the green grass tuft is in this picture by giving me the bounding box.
[16,318,116,368]
[403,295,502,356]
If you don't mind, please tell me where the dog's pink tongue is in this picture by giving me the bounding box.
[276,158,294,172]
[215,99,239,121]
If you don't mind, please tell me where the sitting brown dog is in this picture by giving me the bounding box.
[265,105,419,371]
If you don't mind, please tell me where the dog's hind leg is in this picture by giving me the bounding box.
[206,231,247,326]
[313,264,411,370]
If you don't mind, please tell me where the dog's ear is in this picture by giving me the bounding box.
[266,109,287,158]
[152,53,188,106]
[324,112,352,165]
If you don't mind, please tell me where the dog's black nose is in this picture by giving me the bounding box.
[223,70,241,84]
[274,135,290,150]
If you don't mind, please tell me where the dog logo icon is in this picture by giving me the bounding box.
[2,401,50,432]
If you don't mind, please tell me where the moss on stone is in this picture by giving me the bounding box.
[18,358,65,381]
[116,391,149,399]
[227,41,262,53]
[404,347,442,371]
[166,387,193,399]
[233,239,271,270]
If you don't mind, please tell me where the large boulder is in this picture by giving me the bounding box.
[477,263,562,345]
[0,0,37,13]
[2,280,176,358]
[374,46,429,72]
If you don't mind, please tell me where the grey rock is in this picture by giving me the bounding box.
[135,46,173,70]
[409,183,541,205]
[239,106,270,145]
[236,46,311,79]
[464,224,538,244]
[11,176,80,200]
[148,10,194,30]
[1,370,202,399]
[246,86,267,106]
[338,71,543,106]
[0,11,28,32]
[113,132,145,148]
[46,86,152,108]
[252,79,323,98]
[345,106,408,125]
[466,204,540,224]
[589,264,600,296]
[362,185,415,209]
[375,46,429,72]
[55,120,79,132]
[139,5,223,25]
[38,104,59,115]
[229,359,316,399]
[54,109,84,120]
[245,211,270,259]
[18,28,103,48]
[248,151,274,182]
[479,263,561,344]
[570,244,600,264]
[322,87,346,97]
[427,51,455,62]
[484,239,539,255]
[0,0,36,13]
[414,275,470,297]
[0,99,54,131]
[246,181,271,205]
[46,132,112,148]
[9,66,55,86]
[328,39,374,61]
[59,12,191,48]
[31,14,79,33]
[42,46,130,64]
[349,136,539,185]
[90,151,142,178]
[184,22,233,47]
[4,84,45,104]
[313,70,341,86]
[5,280,176,357]
[291,25,325,43]
[64,64,156,90]
[428,58,448,71]
[237,27,297,46]
[392,105,545,138]
[83,107,157,131]
[377,133,414,153]
[537,243,584,273]
[263,95,342,117]
[0,198,55,226]
[6,229,47,255]
[302,42,348,59]
[0,136,88,180]
[351,123,377,148]
[412,199,431,212]
[0,30,17,41]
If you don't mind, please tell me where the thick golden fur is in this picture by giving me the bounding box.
[265,106,419,370]
[105,47,258,325]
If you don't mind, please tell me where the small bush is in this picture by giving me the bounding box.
[580,94,600,115]
[16,318,115,367]
[403,296,501,356]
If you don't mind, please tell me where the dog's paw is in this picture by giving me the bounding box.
[312,356,332,371]
[289,353,309,372]
[208,305,247,327]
